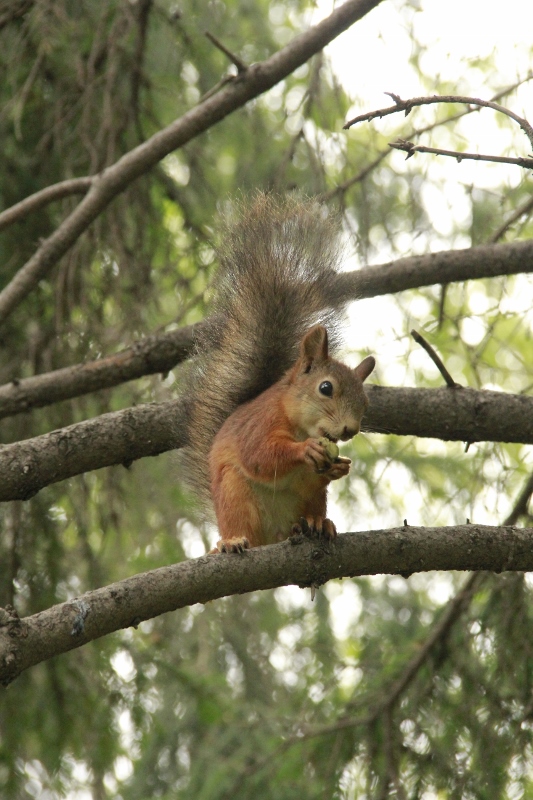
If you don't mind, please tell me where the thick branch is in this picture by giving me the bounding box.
[1,385,533,502]
[1,524,531,685]
[0,399,187,501]
[363,385,533,442]
[351,238,533,298]
[0,324,198,419]
[0,0,384,326]
[3,238,533,420]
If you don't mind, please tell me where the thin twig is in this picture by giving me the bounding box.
[389,139,533,171]
[198,74,237,104]
[437,284,448,330]
[328,75,533,199]
[319,150,389,200]
[410,329,458,388]
[382,705,407,800]
[130,0,153,119]
[503,472,533,526]
[204,30,247,73]
[488,194,533,244]
[0,178,93,232]
[344,94,533,151]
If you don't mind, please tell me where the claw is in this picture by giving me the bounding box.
[292,517,337,541]
[217,537,250,554]
[313,516,323,535]
[322,519,337,540]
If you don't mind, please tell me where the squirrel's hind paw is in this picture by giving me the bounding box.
[213,537,251,554]
[292,517,337,540]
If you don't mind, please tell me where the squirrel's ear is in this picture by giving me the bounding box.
[353,355,375,383]
[299,325,328,372]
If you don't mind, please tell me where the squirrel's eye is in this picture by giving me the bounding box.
[319,381,333,397]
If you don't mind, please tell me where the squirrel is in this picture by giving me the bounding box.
[183,193,375,554]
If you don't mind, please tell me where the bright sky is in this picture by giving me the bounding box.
[320,0,533,108]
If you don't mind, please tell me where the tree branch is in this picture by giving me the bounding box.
[410,329,458,387]
[389,139,533,171]
[325,74,533,200]
[204,30,247,73]
[0,0,384,327]
[0,323,198,420]
[488,194,533,244]
[1,524,531,685]
[344,94,533,151]
[1,384,533,502]
[292,459,533,744]
[3,237,533,420]
[338,238,533,299]
[504,472,533,526]
[0,398,187,501]
[363,385,533,442]
[301,570,485,740]
[0,177,93,233]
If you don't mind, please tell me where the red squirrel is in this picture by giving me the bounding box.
[184,194,375,554]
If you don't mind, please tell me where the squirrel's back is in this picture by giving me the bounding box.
[183,193,350,510]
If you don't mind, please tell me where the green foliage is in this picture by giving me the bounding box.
[1,0,533,797]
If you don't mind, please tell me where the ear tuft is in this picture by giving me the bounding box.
[299,325,329,372]
[354,355,375,383]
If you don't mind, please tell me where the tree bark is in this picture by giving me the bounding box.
[2,238,532,420]
[1,523,531,685]
[351,238,533,298]
[0,324,198,420]
[1,385,532,502]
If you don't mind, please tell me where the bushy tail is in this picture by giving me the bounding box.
[183,193,349,510]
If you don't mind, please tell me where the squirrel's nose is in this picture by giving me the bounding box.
[340,424,359,441]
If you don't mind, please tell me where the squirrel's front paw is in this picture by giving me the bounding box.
[302,438,332,472]
[324,456,351,481]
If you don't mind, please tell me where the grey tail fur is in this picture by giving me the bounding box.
[183,192,351,513]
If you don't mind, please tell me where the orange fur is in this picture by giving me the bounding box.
[208,325,374,551]
[182,196,376,554]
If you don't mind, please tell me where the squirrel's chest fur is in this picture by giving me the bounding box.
[208,390,329,546]
[212,455,327,546]
[246,466,325,544]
